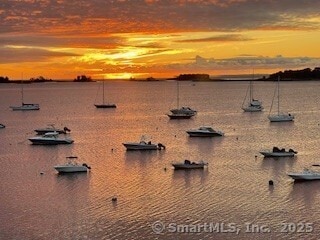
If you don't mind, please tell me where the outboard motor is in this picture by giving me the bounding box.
[289,149,298,154]
[63,127,71,133]
[157,143,166,150]
[82,163,91,169]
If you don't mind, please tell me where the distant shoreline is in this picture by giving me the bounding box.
[1,78,320,83]
[1,67,319,83]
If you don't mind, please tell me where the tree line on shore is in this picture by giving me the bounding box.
[267,67,320,80]
[1,67,320,83]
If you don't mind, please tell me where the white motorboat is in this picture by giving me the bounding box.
[29,132,74,145]
[170,106,197,115]
[54,156,91,173]
[172,159,208,170]
[187,126,224,137]
[0,123,5,129]
[268,76,294,122]
[123,136,165,150]
[34,125,71,134]
[288,168,320,181]
[259,147,297,157]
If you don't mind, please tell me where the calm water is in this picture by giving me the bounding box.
[0,81,320,239]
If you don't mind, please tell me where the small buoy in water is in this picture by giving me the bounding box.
[269,180,274,186]
[164,167,167,171]
[112,197,117,202]
[111,148,114,152]
[255,155,257,158]
[40,172,44,175]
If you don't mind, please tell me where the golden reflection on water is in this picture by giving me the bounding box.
[1,81,320,239]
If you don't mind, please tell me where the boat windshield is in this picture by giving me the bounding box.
[44,132,58,137]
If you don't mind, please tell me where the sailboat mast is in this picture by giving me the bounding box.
[249,80,252,101]
[21,73,24,104]
[102,81,105,105]
[251,69,254,101]
[277,75,280,115]
[176,80,179,109]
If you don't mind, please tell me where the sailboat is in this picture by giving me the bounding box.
[10,80,40,111]
[268,76,294,122]
[241,72,263,112]
[167,81,196,119]
[94,81,116,108]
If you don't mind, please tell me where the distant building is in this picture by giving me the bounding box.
[74,75,93,82]
[30,76,52,82]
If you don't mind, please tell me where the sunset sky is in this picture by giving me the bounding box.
[0,0,320,80]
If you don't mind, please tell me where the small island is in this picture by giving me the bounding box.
[29,76,53,83]
[0,76,53,83]
[171,74,211,81]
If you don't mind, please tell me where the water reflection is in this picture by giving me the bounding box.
[261,156,296,172]
[186,136,223,154]
[124,150,165,167]
[172,169,209,188]
[2,81,320,240]
[289,180,320,206]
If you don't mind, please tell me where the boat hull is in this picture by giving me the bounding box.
[242,106,263,112]
[167,114,194,119]
[260,151,295,157]
[172,164,206,169]
[10,104,40,111]
[288,173,320,181]
[268,114,294,122]
[187,131,222,137]
[123,143,158,150]
[29,138,74,145]
[54,166,88,173]
[170,109,197,115]
[0,124,5,129]
[94,104,116,108]
[187,131,223,137]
